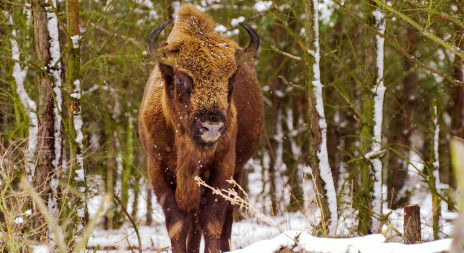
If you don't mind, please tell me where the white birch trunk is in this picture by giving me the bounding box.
[371,6,386,232]
[432,105,440,189]
[46,1,62,233]
[262,152,272,214]
[432,104,444,236]
[286,108,300,157]
[46,2,63,172]
[72,80,85,233]
[70,36,85,232]
[10,28,38,183]
[274,108,291,213]
[71,79,84,177]
[310,0,338,235]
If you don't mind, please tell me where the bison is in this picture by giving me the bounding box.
[138,5,263,253]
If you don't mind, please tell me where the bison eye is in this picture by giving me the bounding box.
[174,72,193,102]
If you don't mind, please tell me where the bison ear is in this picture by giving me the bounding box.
[159,62,174,99]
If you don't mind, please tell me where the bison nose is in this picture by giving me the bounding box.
[200,121,225,142]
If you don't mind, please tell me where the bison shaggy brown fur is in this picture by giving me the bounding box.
[138,5,263,253]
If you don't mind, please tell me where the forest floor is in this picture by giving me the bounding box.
[84,173,458,252]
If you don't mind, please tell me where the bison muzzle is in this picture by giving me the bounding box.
[139,5,264,253]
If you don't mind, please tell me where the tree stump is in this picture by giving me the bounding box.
[404,205,421,244]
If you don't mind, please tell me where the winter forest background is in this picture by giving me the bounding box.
[1,0,464,251]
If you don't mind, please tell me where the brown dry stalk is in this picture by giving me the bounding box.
[194,176,283,233]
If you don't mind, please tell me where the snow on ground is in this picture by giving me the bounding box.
[84,156,457,252]
[85,176,456,252]
[87,204,308,251]
[233,231,452,253]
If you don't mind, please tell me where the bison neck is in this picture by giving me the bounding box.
[169,105,237,212]
[173,131,217,212]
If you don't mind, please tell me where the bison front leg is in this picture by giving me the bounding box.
[200,186,230,252]
[148,163,189,253]
[220,168,244,252]
[200,150,235,253]
[186,213,202,253]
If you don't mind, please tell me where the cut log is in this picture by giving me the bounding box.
[404,204,421,244]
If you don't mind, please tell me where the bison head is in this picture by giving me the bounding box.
[147,8,259,149]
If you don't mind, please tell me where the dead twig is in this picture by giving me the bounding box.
[114,194,142,253]
[194,176,283,233]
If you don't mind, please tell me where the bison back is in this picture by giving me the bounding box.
[232,60,264,176]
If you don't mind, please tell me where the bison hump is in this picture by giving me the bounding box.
[175,5,215,37]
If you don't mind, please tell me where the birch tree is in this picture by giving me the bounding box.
[370,3,386,232]
[31,0,63,242]
[305,0,338,235]
[430,102,442,239]
[9,11,38,183]
[45,0,63,226]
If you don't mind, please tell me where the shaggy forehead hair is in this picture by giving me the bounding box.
[162,5,239,111]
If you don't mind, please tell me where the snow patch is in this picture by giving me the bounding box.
[232,231,452,253]
[231,16,245,27]
[70,79,81,99]
[14,217,24,224]
[253,1,272,12]
[75,168,85,182]
[32,245,51,253]
[70,35,80,49]
[319,0,335,24]
[214,24,227,34]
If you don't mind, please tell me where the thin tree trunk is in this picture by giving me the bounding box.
[450,29,464,194]
[66,0,86,234]
[146,182,153,225]
[387,26,417,209]
[10,14,38,183]
[370,4,386,232]
[284,105,304,212]
[305,0,338,236]
[120,114,135,224]
[428,102,441,239]
[355,1,376,235]
[46,1,64,247]
[267,20,289,215]
[32,0,63,242]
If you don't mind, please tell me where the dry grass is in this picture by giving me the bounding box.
[0,141,111,252]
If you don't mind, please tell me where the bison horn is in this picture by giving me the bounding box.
[236,23,260,65]
[147,20,177,66]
